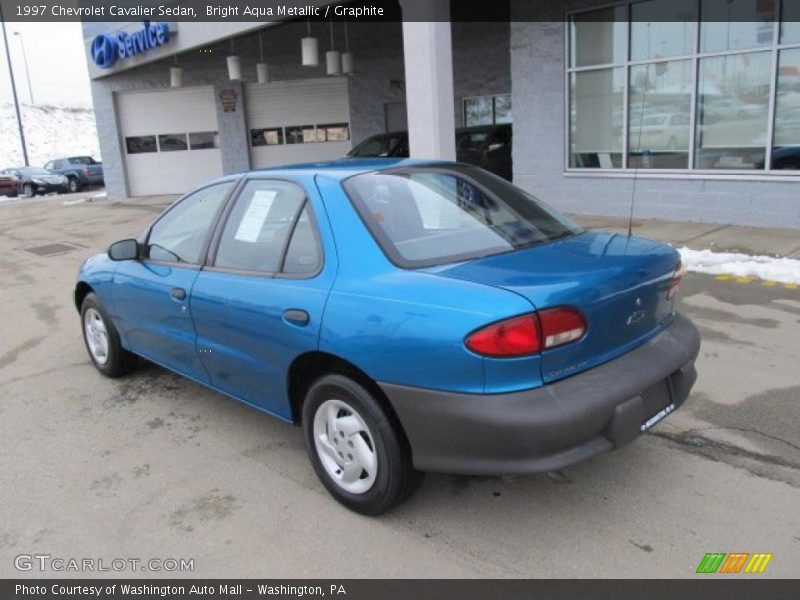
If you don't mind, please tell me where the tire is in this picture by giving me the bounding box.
[22,183,34,198]
[67,177,81,193]
[80,292,138,378]
[302,374,423,515]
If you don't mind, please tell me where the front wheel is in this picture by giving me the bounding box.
[81,292,138,378]
[67,178,81,193]
[302,374,422,515]
[22,183,34,198]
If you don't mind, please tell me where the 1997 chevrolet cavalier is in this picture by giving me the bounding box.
[75,159,700,514]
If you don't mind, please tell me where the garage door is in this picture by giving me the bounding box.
[117,86,223,197]
[245,78,351,169]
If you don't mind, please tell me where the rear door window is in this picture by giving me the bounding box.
[213,180,315,274]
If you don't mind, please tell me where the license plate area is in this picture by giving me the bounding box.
[640,379,675,431]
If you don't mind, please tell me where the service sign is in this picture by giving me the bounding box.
[90,22,171,69]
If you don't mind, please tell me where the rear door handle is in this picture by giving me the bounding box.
[170,287,187,301]
[283,309,310,326]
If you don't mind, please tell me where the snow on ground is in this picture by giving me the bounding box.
[1,103,100,168]
[678,246,800,285]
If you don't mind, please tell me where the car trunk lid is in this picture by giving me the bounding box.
[426,231,680,383]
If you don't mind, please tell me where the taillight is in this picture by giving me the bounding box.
[539,307,587,349]
[465,314,541,357]
[667,261,682,301]
[465,307,586,358]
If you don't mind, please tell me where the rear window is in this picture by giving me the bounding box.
[343,165,581,268]
[68,157,95,165]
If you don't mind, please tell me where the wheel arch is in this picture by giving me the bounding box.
[74,281,94,313]
[287,351,413,455]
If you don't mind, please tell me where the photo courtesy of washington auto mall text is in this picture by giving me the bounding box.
[1,0,800,598]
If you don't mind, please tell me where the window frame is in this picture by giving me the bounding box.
[203,176,325,280]
[564,0,800,178]
[141,179,239,270]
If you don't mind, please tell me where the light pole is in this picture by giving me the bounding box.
[13,31,34,104]
[0,4,29,166]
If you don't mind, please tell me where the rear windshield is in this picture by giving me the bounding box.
[343,165,581,268]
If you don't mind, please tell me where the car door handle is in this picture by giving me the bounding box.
[170,287,187,301]
[283,309,310,326]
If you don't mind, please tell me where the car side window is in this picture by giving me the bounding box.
[214,180,312,274]
[44,161,54,170]
[282,206,322,275]
[146,182,232,265]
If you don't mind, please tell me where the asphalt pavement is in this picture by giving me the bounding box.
[0,192,798,578]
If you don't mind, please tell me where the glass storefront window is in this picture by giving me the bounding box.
[495,95,512,124]
[569,68,624,168]
[701,0,775,53]
[695,52,771,169]
[781,0,800,44]
[569,6,627,68]
[464,94,512,126]
[631,0,697,60]
[773,48,800,170]
[629,60,693,168]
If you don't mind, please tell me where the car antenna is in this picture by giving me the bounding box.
[627,71,649,237]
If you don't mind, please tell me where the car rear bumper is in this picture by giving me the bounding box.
[379,312,700,475]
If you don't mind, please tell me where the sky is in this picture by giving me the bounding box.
[1,22,92,108]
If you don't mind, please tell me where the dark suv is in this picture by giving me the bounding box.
[43,156,104,193]
[347,124,513,181]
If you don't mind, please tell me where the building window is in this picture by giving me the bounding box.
[125,136,157,154]
[158,133,188,152]
[566,0,800,174]
[251,128,284,146]
[320,123,350,141]
[463,94,512,127]
[189,131,220,150]
[285,125,317,144]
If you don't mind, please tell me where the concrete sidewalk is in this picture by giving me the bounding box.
[571,214,800,259]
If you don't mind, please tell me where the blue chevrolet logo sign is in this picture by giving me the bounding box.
[91,22,170,69]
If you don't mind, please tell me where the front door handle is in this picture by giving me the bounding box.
[283,309,310,326]
[170,287,187,301]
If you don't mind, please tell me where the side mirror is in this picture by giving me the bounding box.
[108,239,139,261]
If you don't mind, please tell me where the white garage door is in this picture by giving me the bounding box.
[117,86,223,197]
[245,78,351,170]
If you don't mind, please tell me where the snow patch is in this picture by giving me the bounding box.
[1,103,100,167]
[678,247,800,285]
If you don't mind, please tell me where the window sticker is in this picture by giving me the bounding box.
[234,190,277,242]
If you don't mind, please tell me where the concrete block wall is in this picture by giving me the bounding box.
[509,0,800,228]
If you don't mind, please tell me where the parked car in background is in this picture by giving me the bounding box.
[75,159,699,515]
[632,113,691,152]
[0,171,18,197]
[0,167,69,197]
[43,156,104,193]
[347,124,513,181]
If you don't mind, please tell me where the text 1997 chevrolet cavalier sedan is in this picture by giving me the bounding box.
[75,159,700,514]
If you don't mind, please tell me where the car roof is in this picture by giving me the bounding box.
[244,158,460,181]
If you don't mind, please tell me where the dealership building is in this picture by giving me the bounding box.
[83,0,800,228]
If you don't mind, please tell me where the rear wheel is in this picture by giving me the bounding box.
[81,293,138,378]
[22,183,34,198]
[302,374,422,515]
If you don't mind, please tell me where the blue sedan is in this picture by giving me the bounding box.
[75,159,700,514]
